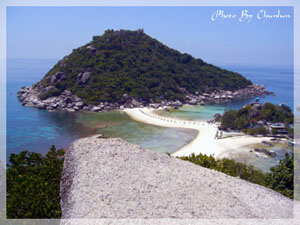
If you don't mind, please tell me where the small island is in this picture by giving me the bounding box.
[219,102,294,138]
[17,29,272,112]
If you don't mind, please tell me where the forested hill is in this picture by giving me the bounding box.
[38,29,252,104]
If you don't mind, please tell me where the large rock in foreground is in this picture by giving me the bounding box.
[60,136,293,219]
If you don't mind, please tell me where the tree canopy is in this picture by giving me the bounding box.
[7,146,65,218]
[6,145,295,218]
[39,29,252,104]
[179,152,294,199]
[220,102,294,135]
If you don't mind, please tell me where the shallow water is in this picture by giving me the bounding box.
[219,143,293,172]
[7,79,197,159]
[6,59,294,171]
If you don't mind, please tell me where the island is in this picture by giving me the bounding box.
[17,29,272,112]
[219,102,294,138]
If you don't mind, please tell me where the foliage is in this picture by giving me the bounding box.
[5,144,295,219]
[247,126,267,135]
[266,153,294,198]
[7,146,65,218]
[220,110,238,130]
[40,29,252,103]
[220,102,294,134]
[179,152,294,198]
[39,88,62,100]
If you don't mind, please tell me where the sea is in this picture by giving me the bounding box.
[6,59,294,171]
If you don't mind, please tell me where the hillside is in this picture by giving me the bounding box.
[60,135,294,219]
[18,29,271,111]
[220,102,294,137]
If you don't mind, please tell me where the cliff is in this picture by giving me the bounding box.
[60,135,294,219]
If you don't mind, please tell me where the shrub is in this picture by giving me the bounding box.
[39,88,62,100]
[7,146,65,218]
[179,152,293,198]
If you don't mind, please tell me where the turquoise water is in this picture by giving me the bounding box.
[7,59,197,158]
[158,65,294,121]
[226,145,293,172]
[6,59,294,171]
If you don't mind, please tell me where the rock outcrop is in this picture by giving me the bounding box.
[18,83,272,112]
[60,136,294,219]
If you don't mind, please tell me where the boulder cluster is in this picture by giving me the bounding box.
[18,87,84,112]
[18,84,272,112]
[184,84,273,105]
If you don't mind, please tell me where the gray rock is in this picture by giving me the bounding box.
[63,90,72,96]
[172,100,183,107]
[75,102,84,107]
[188,99,198,105]
[50,72,64,84]
[65,97,73,104]
[92,106,101,112]
[36,102,46,109]
[83,106,91,111]
[86,45,96,52]
[51,104,58,109]
[44,86,57,92]
[66,108,75,112]
[74,97,82,102]
[77,72,91,84]
[213,113,222,122]
[60,136,295,219]
[24,103,35,107]
[131,99,140,107]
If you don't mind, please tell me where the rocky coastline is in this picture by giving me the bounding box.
[17,84,273,112]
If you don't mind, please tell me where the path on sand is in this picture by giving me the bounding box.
[124,108,273,158]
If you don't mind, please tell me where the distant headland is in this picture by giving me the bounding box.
[18,29,273,112]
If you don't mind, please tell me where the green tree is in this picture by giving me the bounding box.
[39,29,252,104]
[7,146,65,218]
[220,110,238,130]
[266,153,294,198]
[179,152,293,199]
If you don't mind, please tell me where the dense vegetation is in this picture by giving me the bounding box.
[7,146,65,218]
[179,152,294,199]
[220,102,294,135]
[6,145,295,218]
[39,29,251,104]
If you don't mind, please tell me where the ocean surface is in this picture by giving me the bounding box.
[6,59,294,171]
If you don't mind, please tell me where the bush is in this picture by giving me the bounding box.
[247,126,267,135]
[220,110,238,130]
[39,88,62,100]
[179,152,293,198]
[7,146,65,218]
[266,153,294,198]
[220,102,293,135]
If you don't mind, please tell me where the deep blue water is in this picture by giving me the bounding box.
[224,64,294,110]
[6,59,294,167]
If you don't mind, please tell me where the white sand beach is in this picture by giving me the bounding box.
[124,108,273,158]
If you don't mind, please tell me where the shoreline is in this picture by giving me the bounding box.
[124,107,274,158]
[17,83,272,112]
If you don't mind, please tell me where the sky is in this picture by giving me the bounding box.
[7,6,293,67]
